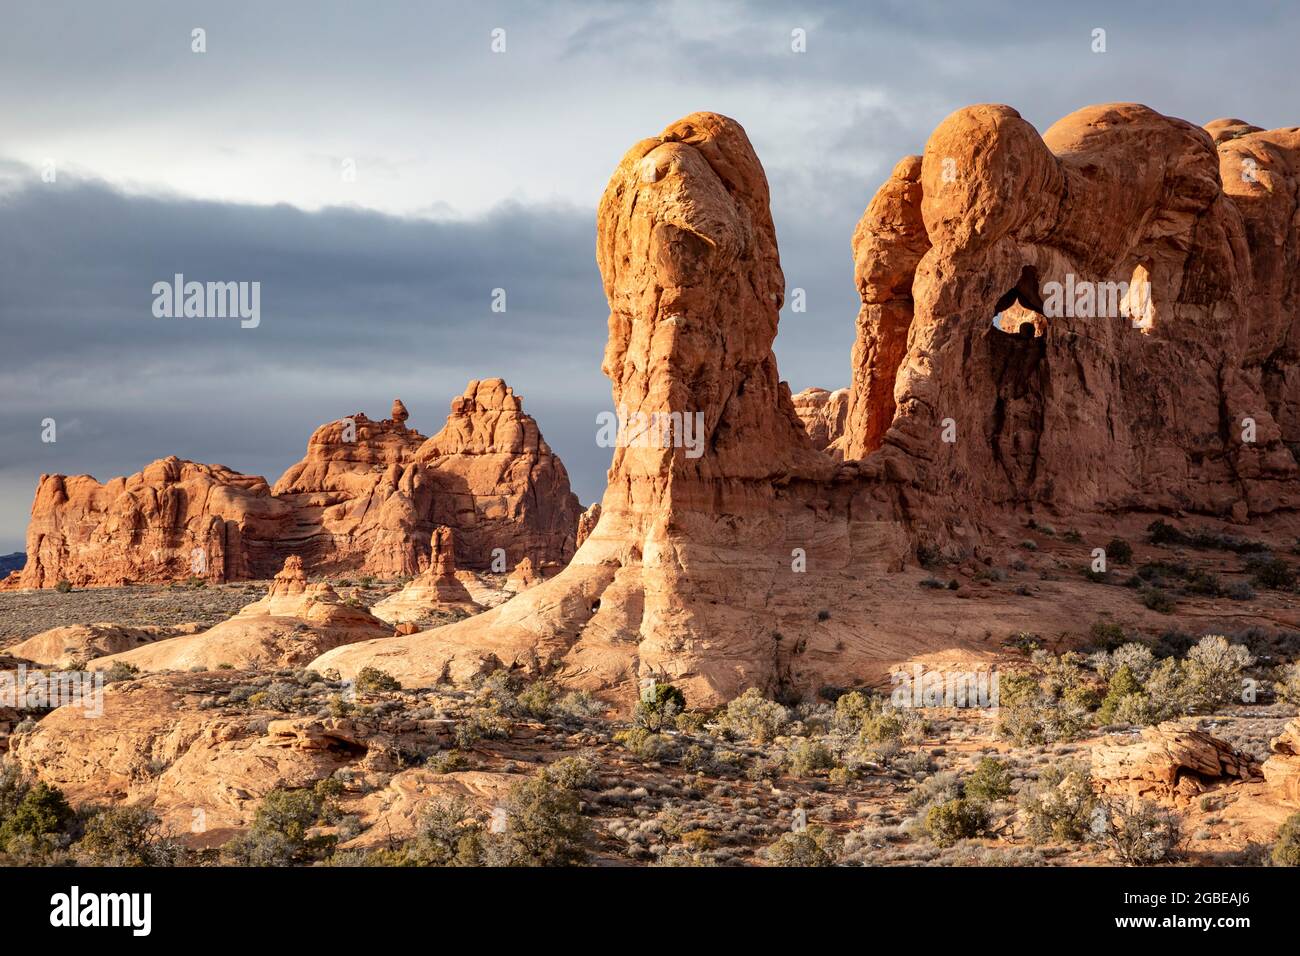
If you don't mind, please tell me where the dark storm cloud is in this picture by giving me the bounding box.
[3,0,1299,552]
[0,169,613,550]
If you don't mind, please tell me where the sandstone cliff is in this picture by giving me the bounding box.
[8,382,583,588]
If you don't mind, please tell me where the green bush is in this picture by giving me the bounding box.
[54,579,73,593]
[1141,586,1176,613]
[1272,812,1300,866]
[924,798,990,847]
[353,666,401,694]
[1246,555,1295,590]
[78,806,181,866]
[763,826,840,866]
[965,757,1013,803]
[490,773,589,866]
[516,680,558,719]
[541,756,595,790]
[716,688,788,744]
[1183,634,1253,711]
[784,738,837,777]
[401,797,485,867]
[221,785,336,866]
[1100,798,1181,865]
[1019,764,1098,844]
[1106,538,1133,565]
[1097,664,1143,724]
[0,779,74,858]
[633,682,686,731]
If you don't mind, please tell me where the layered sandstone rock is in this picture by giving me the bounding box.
[7,672,452,846]
[8,385,583,588]
[416,379,583,571]
[87,557,390,672]
[8,622,204,668]
[312,112,912,703]
[1091,722,1260,802]
[10,457,279,589]
[791,386,849,451]
[842,104,1300,535]
[1262,717,1300,805]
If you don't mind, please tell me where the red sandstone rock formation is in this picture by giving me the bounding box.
[844,103,1300,537]
[315,104,1300,704]
[791,386,848,452]
[1092,722,1261,803]
[370,526,482,624]
[7,384,583,588]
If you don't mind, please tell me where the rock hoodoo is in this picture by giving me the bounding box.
[315,104,1300,704]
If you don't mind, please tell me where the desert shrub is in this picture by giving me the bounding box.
[489,772,589,866]
[784,738,837,777]
[78,806,182,866]
[430,749,471,773]
[906,770,963,812]
[612,727,671,761]
[997,670,1088,746]
[454,708,511,748]
[1019,764,1098,844]
[0,780,73,855]
[516,680,558,719]
[763,825,840,866]
[1088,620,1128,652]
[401,797,485,867]
[1141,586,1176,613]
[555,690,603,719]
[1277,661,1300,705]
[1245,555,1295,590]
[1226,580,1256,601]
[1183,634,1253,711]
[542,755,595,790]
[965,757,1013,803]
[1100,798,1181,865]
[716,688,788,744]
[633,682,686,731]
[1140,657,1196,720]
[925,798,990,847]
[1096,665,1143,724]
[102,661,140,684]
[1147,519,1185,546]
[222,786,336,866]
[54,579,73,593]
[353,666,401,694]
[1106,538,1133,565]
[1272,812,1300,866]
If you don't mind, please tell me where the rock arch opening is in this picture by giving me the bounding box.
[992,266,1047,337]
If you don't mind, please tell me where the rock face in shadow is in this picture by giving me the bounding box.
[7,382,583,588]
[314,104,1300,705]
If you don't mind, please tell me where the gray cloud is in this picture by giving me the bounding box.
[2,0,1298,551]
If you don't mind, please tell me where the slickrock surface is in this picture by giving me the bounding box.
[1091,722,1260,802]
[8,622,205,668]
[87,557,391,672]
[6,382,582,588]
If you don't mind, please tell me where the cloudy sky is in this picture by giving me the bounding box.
[1,0,1297,553]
